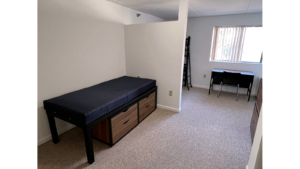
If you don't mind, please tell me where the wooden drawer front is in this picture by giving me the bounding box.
[111,103,138,143]
[139,92,156,122]
[257,96,262,113]
[250,103,259,143]
[256,79,262,112]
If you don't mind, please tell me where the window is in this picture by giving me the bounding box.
[210,26,263,63]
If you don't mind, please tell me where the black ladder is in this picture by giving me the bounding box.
[183,36,192,90]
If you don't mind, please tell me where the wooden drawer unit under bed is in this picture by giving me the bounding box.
[92,103,138,145]
[92,90,157,146]
[111,104,138,143]
[139,91,156,122]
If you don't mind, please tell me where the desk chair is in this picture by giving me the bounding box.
[217,71,241,101]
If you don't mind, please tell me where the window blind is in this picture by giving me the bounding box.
[210,26,247,62]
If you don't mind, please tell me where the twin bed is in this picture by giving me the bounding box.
[44,76,157,164]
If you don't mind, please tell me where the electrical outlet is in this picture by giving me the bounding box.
[169,90,172,96]
[204,74,206,78]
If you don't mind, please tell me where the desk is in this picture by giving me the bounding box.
[208,69,254,101]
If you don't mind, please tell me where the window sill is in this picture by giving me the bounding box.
[209,60,262,65]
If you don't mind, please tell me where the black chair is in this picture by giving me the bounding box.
[217,71,241,101]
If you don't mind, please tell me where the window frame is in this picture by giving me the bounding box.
[209,25,263,64]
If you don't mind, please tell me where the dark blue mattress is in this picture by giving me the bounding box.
[44,76,156,125]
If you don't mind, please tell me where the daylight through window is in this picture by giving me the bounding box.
[210,26,262,63]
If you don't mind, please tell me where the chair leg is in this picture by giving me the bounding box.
[236,84,239,101]
[218,82,223,98]
[247,83,251,96]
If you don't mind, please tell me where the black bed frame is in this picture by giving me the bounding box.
[45,86,157,164]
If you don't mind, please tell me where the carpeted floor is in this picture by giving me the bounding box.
[38,87,255,169]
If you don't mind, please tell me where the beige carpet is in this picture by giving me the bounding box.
[38,87,255,169]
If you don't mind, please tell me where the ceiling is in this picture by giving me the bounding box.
[108,0,262,20]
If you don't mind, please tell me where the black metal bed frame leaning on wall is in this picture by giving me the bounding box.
[45,86,157,164]
[208,69,254,101]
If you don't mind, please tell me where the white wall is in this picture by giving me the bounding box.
[254,138,262,169]
[125,0,189,111]
[186,13,263,95]
[38,0,164,146]
[247,105,263,169]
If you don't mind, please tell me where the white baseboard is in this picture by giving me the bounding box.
[191,84,257,97]
[191,84,209,89]
[38,125,76,146]
[157,104,180,113]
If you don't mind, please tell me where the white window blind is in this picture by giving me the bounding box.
[210,26,262,63]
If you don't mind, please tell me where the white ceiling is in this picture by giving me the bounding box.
[108,0,262,20]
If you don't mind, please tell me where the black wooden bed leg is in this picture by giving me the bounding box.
[83,128,94,164]
[46,113,59,144]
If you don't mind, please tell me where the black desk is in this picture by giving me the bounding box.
[208,69,254,101]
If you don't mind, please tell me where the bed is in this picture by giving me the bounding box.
[44,76,157,164]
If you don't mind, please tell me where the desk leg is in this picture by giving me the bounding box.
[46,113,59,144]
[248,84,252,101]
[83,128,94,164]
[208,78,213,95]
[248,78,254,102]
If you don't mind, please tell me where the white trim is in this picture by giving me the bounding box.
[38,125,75,146]
[157,104,180,113]
[209,60,262,64]
[245,165,249,169]
[191,84,209,89]
[191,84,257,96]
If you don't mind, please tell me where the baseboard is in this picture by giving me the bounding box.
[38,124,76,146]
[191,84,257,97]
[157,104,180,113]
[191,84,209,89]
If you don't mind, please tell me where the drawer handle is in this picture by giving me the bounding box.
[123,120,129,125]
[146,104,150,108]
[122,104,135,112]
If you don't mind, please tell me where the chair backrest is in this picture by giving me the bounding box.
[223,71,241,85]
